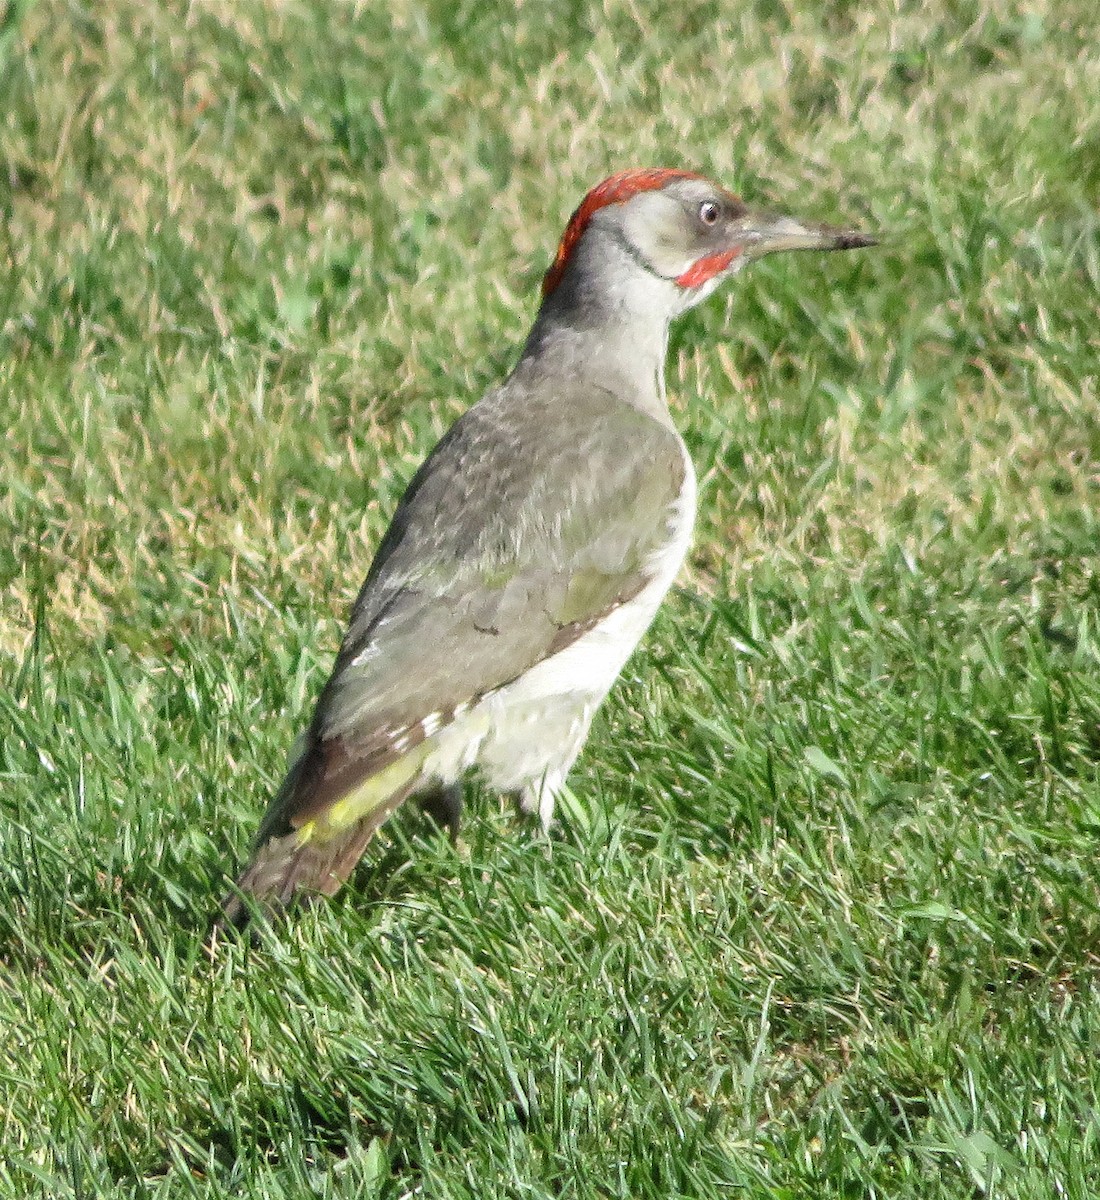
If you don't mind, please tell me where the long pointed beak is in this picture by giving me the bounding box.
[737,210,877,260]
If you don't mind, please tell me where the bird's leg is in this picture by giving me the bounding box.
[515,779,557,834]
[417,782,464,843]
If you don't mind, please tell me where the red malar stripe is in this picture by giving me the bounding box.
[675,247,743,289]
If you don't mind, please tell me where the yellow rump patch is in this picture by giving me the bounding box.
[302,744,431,838]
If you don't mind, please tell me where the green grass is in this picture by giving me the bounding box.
[3,0,1099,1195]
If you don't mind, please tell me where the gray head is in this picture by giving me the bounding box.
[540,168,876,320]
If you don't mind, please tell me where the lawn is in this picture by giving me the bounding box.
[2,1,1099,1196]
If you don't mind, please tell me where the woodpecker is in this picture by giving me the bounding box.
[221,168,875,923]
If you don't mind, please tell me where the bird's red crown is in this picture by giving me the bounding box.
[541,168,704,297]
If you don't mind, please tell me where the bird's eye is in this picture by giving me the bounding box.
[699,201,720,226]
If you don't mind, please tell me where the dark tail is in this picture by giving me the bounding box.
[218,732,425,928]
